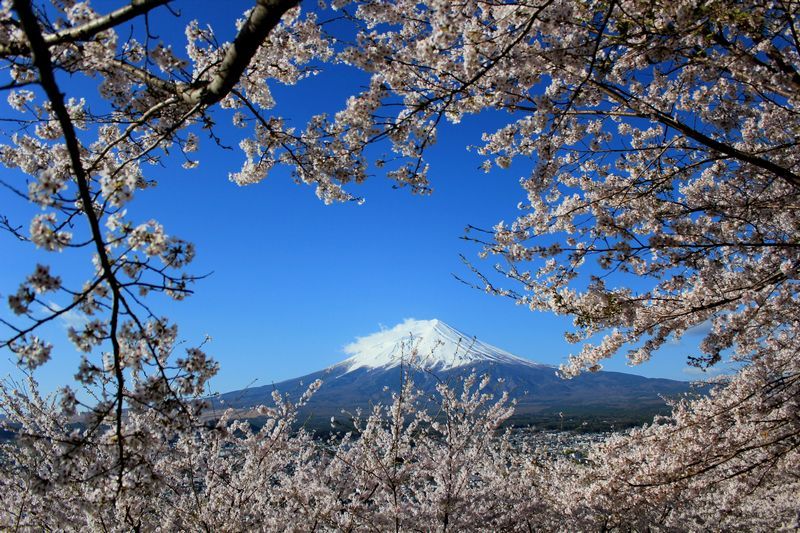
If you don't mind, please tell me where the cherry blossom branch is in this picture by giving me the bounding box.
[0,0,172,56]
[13,0,130,487]
[181,0,299,106]
[592,80,800,190]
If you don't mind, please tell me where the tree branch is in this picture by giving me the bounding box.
[181,0,300,106]
[0,0,172,56]
[13,0,128,487]
[593,80,800,190]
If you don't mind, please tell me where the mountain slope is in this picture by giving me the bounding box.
[213,319,691,426]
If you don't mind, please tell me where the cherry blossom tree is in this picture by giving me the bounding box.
[0,0,329,497]
[332,0,799,525]
[0,0,798,529]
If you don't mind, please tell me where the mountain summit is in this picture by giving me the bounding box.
[336,318,543,373]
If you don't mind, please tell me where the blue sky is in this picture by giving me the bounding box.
[0,1,712,396]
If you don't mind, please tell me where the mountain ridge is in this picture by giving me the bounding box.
[213,319,693,430]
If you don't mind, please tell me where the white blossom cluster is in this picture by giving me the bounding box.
[1,368,797,530]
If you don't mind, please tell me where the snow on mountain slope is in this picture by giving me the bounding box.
[213,318,691,421]
[336,318,546,373]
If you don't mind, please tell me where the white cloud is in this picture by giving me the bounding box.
[343,318,421,356]
[42,302,90,331]
[685,320,713,336]
[681,360,738,378]
[681,365,721,377]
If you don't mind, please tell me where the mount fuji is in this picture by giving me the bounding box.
[213,319,692,429]
[335,319,545,373]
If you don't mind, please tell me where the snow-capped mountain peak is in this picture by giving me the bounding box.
[337,318,543,373]
[215,317,689,421]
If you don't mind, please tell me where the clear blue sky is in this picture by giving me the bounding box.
[0,1,710,396]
